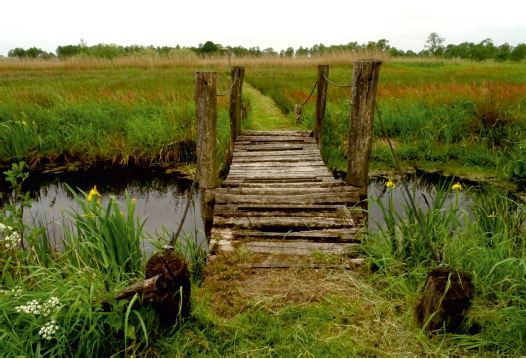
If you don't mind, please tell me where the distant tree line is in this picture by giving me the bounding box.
[5,34,526,61]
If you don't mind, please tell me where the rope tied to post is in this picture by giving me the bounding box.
[216,72,239,97]
[300,81,318,107]
[322,73,353,88]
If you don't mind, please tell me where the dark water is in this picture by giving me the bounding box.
[0,168,474,250]
[0,168,206,252]
[368,174,473,230]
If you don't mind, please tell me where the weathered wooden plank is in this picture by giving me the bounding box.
[213,185,360,195]
[243,241,360,256]
[210,228,361,242]
[227,178,334,183]
[233,155,322,162]
[229,166,332,177]
[233,150,321,157]
[230,161,326,169]
[223,177,340,185]
[240,130,312,137]
[213,216,357,229]
[234,144,319,152]
[215,193,358,205]
[236,136,316,142]
[215,203,354,210]
[227,172,331,177]
[221,182,344,188]
[214,209,362,219]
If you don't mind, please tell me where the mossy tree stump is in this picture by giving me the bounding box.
[415,267,475,333]
[116,249,191,326]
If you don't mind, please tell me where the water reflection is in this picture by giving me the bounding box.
[0,168,475,249]
[368,176,473,231]
[0,168,206,252]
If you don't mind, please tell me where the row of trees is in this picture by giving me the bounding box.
[423,33,526,61]
[5,35,526,62]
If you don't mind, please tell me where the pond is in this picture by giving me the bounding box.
[0,168,475,251]
[0,168,206,254]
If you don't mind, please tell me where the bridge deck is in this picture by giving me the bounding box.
[209,130,365,255]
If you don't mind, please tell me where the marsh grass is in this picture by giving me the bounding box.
[0,65,232,171]
[0,174,160,357]
[246,61,526,186]
[2,57,525,357]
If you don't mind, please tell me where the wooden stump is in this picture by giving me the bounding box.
[117,249,191,326]
[415,267,475,333]
[145,250,191,325]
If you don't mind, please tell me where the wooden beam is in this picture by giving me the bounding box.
[346,60,382,189]
[314,64,329,152]
[196,71,218,189]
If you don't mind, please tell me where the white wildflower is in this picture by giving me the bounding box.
[0,223,12,234]
[41,296,61,317]
[15,299,42,315]
[39,320,59,340]
[3,231,21,249]
[10,285,22,296]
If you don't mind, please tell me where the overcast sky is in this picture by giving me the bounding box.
[1,0,525,56]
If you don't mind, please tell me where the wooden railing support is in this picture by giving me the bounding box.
[229,66,245,144]
[314,64,329,153]
[196,71,218,190]
[346,60,382,195]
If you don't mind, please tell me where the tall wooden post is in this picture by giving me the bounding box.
[229,66,245,144]
[196,71,218,189]
[314,65,329,153]
[346,60,382,195]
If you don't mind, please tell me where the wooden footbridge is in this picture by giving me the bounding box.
[195,61,382,256]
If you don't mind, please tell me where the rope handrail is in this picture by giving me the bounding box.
[217,72,239,97]
[323,73,353,88]
[300,81,318,107]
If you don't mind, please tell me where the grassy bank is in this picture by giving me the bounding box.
[245,61,526,189]
[0,63,237,171]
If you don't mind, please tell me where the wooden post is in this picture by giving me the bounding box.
[229,66,245,143]
[196,72,218,189]
[346,60,382,194]
[294,104,303,124]
[314,65,329,153]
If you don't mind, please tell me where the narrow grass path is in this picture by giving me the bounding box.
[243,82,300,131]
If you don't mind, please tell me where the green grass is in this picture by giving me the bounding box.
[245,60,526,188]
[243,83,299,131]
[0,66,233,171]
[1,58,525,357]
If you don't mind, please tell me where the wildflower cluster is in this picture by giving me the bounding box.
[4,285,23,296]
[16,299,42,315]
[1,223,21,249]
[39,320,59,340]
[15,296,61,317]
[15,296,62,340]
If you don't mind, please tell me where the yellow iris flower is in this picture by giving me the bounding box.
[386,179,395,189]
[452,182,462,191]
[87,186,101,201]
